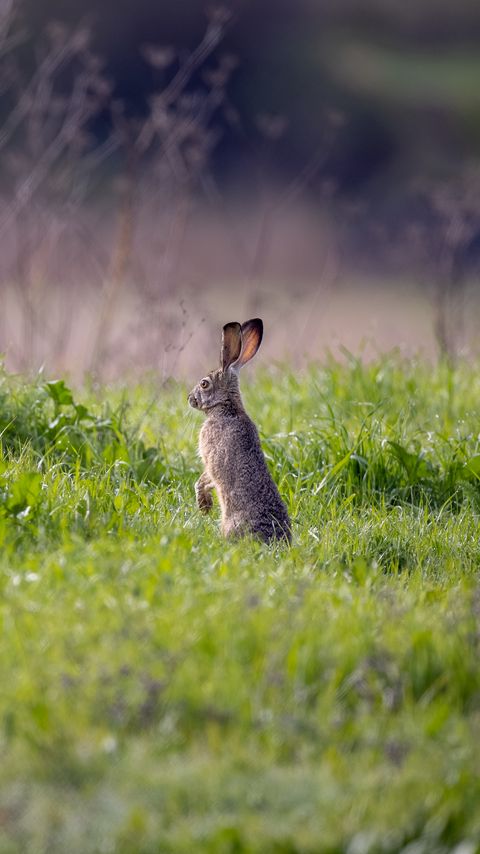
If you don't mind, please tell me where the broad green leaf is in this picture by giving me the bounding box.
[44,380,75,407]
[5,471,42,515]
[463,455,480,480]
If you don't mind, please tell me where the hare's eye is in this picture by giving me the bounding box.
[200,379,210,389]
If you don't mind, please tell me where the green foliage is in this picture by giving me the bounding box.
[0,374,169,543]
[1,358,480,852]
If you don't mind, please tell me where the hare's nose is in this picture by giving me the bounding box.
[188,392,198,409]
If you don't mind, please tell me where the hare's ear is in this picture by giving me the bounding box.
[236,318,263,368]
[221,322,242,371]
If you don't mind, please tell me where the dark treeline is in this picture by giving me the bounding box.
[19,0,480,197]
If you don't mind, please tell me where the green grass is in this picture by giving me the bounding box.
[1,355,480,853]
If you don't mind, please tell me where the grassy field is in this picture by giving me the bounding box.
[1,356,480,853]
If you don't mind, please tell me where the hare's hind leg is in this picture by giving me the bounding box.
[195,471,214,512]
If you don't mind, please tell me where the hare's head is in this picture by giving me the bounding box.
[188,318,263,413]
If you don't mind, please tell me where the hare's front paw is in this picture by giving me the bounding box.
[195,474,214,513]
[197,489,213,513]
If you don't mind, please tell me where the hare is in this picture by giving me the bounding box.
[188,318,291,543]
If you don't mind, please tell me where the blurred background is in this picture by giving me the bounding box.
[1,0,480,378]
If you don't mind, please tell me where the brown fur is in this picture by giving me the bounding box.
[188,319,291,543]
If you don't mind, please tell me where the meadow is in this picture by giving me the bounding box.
[1,355,480,853]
